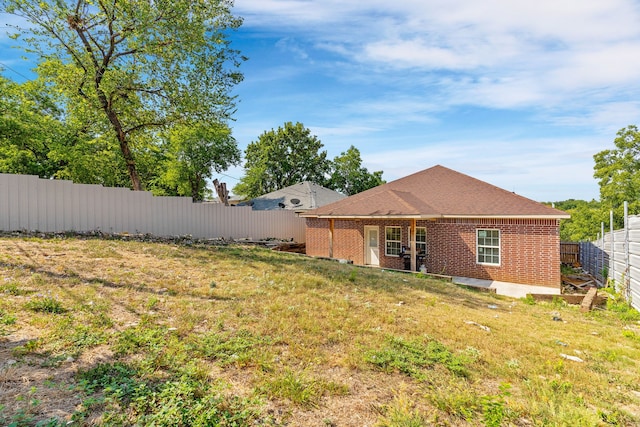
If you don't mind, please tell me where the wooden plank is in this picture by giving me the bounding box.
[528,293,607,307]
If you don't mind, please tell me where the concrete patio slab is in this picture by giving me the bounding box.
[453,277,562,299]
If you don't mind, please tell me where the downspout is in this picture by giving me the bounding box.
[410,219,416,271]
[329,219,334,258]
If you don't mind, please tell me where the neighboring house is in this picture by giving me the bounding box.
[300,165,570,289]
[240,182,346,212]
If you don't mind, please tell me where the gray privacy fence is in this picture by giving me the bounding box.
[0,173,306,242]
[579,210,640,311]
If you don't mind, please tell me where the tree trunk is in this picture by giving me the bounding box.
[105,107,143,191]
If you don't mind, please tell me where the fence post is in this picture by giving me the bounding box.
[601,222,605,283]
[611,210,615,287]
[625,201,630,299]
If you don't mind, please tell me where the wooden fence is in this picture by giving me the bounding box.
[560,242,580,265]
[0,173,306,242]
[579,207,640,311]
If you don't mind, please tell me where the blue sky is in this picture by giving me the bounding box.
[3,0,640,202]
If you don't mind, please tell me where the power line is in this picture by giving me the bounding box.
[0,61,33,82]
[217,172,240,181]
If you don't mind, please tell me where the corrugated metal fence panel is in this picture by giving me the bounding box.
[628,217,640,311]
[0,174,8,231]
[581,214,640,311]
[0,173,306,242]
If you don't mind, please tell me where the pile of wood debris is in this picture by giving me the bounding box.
[562,272,598,294]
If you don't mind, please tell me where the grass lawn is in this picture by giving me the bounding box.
[0,236,639,426]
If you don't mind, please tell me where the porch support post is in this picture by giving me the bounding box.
[329,219,334,258]
[410,218,417,271]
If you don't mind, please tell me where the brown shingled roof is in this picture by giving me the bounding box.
[301,165,569,219]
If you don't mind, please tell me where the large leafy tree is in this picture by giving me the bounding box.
[328,145,384,195]
[233,122,330,198]
[1,0,244,191]
[156,123,240,201]
[551,199,606,242]
[593,125,640,225]
[0,75,67,177]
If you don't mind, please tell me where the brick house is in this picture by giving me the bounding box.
[300,165,570,288]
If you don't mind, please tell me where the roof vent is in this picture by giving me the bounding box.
[290,198,300,205]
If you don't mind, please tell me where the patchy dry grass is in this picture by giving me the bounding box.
[0,236,639,426]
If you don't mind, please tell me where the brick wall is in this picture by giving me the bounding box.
[305,218,330,257]
[425,218,561,287]
[305,217,561,288]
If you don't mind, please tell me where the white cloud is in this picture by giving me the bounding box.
[235,0,640,112]
[362,135,604,201]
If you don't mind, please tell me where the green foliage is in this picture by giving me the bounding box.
[2,0,244,191]
[376,393,429,426]
[365,335,470,379]
[114,323,170,356]
[154,122,241,201]
[0,76,67,178]
[552,199,607,241]
[0,309,17,326]
[137,379,261,426]
[53,320,108,351]
[234,121,330,198]
[77,362,261,425]
[188,329,269,366]
[258,369,324,408]
[234,123,385,198]
[78,362,143,398]
[594,125,640,215]
[481,383,512,427]
[0,385,65,426]
[603,286,640,321]
[328,145,385,195]
[24,296,66,314]
[0,281,34,296]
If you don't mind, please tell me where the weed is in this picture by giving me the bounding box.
[146,296,159,310]
[550,296,567,309]
[258,369,322,408]
[425,380,480,420]
[78,362,146,402]
[0,309,17,328]
[622,330,640,343]
[12,339,42,356]
[24,297,66,314]
[376,393,429,427]
[481,383,512,427]
[604,289,640,321]
[0,282,33,296]
[522,294,536,305]
[188,329,269,367]
[598,408,637,426]
[135,379,262,425]
[114,323,169,356]
[365,335,470,379]
[348,269,358,282]
[0,386,64,427]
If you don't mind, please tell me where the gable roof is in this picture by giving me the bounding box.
[241,182,346,212]
[300,165,569,219]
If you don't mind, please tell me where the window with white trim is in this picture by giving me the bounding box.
[385,226,402,256]
[416,227,427,254]
[477,229,500,265]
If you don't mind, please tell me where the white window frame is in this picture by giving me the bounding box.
[477,229,500,266]
[407,226,427,255]
[416,227,427,255]
[385,226,402,257]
